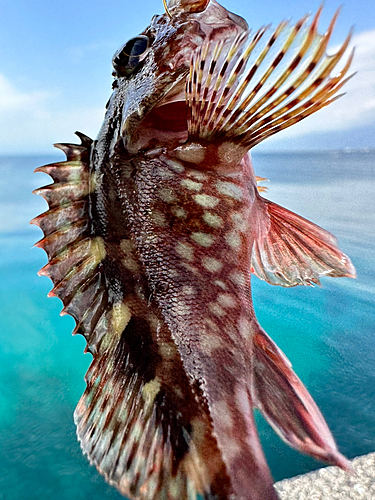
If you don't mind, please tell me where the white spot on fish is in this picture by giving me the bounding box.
[181,262,199,274]
[182,285,196,296]
[120,239,135,253]
[225,231,241,248]
[91,237,106,264]
[203,317,220,333]
[176,242,194,261]
[191,232,215,247]
[163,157,185,173]
[202,256,223,273]
[189,171,207,181]
[141,379,161,406]
[208,302,226,317]
[194,193,220,208]
[229,271,246,286]
[171,206,187,219]
[202,212,223,228]
[231,212,247,232]
[214,280,228,290]
[174,143,206,163]
[238,317,251,339]
[151,210,167,227]
[235,385,252,416]
[200,332,224,356]
[181,178,203,191]
[217,293,237,308]
[159,343,177,360]
[121,255,139,272]
[158,187,177,203]
[111,302,131,337]
[156,166,175,180]
[216,181,243,200]
[174,300,191,316]
[211,400,233,431]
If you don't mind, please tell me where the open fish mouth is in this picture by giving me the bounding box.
[146,96,188,132]
[138,84,189,152]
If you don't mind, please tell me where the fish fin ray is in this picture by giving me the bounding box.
[252,322,352,470]
[187,9,353,148]
[255,175,269,193]
[252,197,356,286]
[32,134,110,353]
[75,327,230,500]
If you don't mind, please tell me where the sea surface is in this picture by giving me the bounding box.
[0,151,374,499]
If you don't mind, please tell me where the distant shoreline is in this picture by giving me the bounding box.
[1,148,375,158]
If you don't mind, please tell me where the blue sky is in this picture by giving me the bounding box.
[0,0,374,153]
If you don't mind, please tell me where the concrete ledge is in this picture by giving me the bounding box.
[274,452,375,499]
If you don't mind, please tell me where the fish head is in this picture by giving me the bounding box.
[107,0,248,155]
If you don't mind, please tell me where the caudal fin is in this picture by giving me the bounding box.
[252,322,352,472]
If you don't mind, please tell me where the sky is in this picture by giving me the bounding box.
[0,0,374,154]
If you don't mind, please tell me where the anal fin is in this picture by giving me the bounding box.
[252,321,352,471]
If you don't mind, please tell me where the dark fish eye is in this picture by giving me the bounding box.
[112,35,150,77]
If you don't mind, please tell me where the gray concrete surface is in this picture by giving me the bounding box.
[274,453,375,499]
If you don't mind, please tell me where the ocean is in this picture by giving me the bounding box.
[0,150,374,499]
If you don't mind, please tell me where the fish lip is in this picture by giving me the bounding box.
[153,82,186,109]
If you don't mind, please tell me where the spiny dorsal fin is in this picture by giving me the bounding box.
[251,197,356,286]
[187,8,354,147]
[256,175,268,193]
[31,133,110,353]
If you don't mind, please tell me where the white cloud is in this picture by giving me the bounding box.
[0,75,104,154]
[0,75,50,112]
[263,29,375,144]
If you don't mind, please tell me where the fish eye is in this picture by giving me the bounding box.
[112,35,150,77]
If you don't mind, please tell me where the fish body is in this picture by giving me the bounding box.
[32,1,356,499]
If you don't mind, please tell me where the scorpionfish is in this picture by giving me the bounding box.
[32,0,356,498]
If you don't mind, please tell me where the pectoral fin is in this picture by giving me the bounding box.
[75,321,231,500]
[186,8,353,149]
[251,197,356,286]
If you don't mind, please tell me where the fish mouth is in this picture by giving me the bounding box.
[146,100,188,132]
[136,85,189,150]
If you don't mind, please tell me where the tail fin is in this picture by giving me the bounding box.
[252,322,352,472]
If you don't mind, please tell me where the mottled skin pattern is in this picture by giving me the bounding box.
[112,152,273,496]
[33,1,356,499]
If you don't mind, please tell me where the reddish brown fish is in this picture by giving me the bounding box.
[32,1,356,499]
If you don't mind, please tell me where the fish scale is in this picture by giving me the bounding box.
[126,157,279,499]
[33,1,356,498]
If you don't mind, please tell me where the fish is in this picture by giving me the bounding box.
[32,0,356,499]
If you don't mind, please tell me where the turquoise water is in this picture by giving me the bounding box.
[1,151,374,498]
